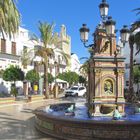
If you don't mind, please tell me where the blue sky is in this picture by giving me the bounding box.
[18,0,140,62]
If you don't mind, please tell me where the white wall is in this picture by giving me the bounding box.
[118,30,140,91]
[0,27,35,94]
[70,53,81,74]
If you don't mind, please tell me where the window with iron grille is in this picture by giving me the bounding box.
[11,42,16,55]
[1,39,6,53]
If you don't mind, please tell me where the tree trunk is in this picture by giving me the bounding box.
[44,61,49,99]
[129,45,134,102]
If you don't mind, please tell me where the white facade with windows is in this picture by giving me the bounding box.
[0,25,71,94]
[0,27,35,94]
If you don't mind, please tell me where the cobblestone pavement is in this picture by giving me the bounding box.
[0,99,62,140]
[0,96,86,140]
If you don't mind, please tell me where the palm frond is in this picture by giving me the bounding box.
[38,21,55,47]
[134,31,140,56]
[20,48,34,66]
[80,61,89,74]
[133,8,140,15]
[131,20,140,32]
[135,49,140,56]
[0,0,20,38]
[58,50,70,66]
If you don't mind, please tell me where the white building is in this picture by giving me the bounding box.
[118,29,140,92]
[0,25,71,95]
[70,53,81,74]
[0,27,35,94]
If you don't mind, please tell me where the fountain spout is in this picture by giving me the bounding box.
[65,104,75,116]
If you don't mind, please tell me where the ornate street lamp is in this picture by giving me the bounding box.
[99,0,109,20]
[79,24,92,47]
[120,25,130,46]
[79,24,94,48]
[104,16,116,35]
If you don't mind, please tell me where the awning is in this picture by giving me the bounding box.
[56,78,68,83]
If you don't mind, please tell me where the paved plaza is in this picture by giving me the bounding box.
[0,99,61,140]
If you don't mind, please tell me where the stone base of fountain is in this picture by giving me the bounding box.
[34,103,140,140]
[65,111,75,116]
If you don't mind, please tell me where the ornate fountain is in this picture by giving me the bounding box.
[34,1,140,139]
[86,23,125,116]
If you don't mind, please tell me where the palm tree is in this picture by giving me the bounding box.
[20,48,32,69]
[127,25,140,102]
[128,34,135,102]
[125,8,140,102]
[33,21,69,99]
[0,0,20,38]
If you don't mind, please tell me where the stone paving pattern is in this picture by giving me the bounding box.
[0,99,60,140]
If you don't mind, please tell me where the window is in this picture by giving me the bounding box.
[11,42,16,55]
[1,39,6,53]
[79,87,84,90]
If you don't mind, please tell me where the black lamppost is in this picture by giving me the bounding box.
[120,25,136,102]
[54,61,58,98]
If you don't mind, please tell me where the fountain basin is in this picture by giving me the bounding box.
[34,103,140,140]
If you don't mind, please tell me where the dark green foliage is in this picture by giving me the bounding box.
[3,65,24,82]
[41,73,54,84]
[133,66,140,84]
[48,73,54,84]
[25,69,39,83]
[133,66,140,98]
[57,71,79,85]
[134,31,140,55]
[79,75,86,84]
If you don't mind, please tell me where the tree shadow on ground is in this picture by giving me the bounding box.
[0,112,57,139]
